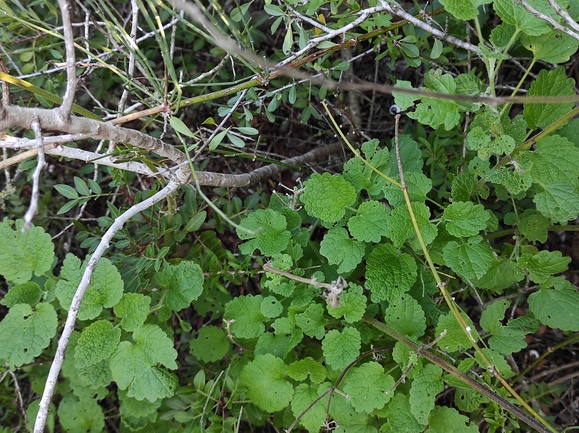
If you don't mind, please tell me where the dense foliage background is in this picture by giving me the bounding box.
[2,0,579,432]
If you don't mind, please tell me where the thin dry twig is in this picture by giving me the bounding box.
[56,0,78,118]
[22,117,45,231]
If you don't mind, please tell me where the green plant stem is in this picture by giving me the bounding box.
[363,317,554,433]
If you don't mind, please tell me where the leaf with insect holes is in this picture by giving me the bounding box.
[189,326,230,362]
[300,172,356,222]
[240,354,294,412]
[435,311,479,352]
[0,303,57,368]
[0,219,55,284]
[521,31,579,64]
[518,210,550,243]
[237,209,291,256]
[295,302,327,339]
[384,294,426,341]
[319,227,365,273]
[366,243,417,303]
[442,236,495,281]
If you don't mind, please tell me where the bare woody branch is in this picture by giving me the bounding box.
[56,0,79,118]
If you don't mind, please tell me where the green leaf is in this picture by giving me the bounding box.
[282,25,293,55]
[154,261,204,311]
[366,243,417,303]
[73,176,90,196]
[438,0,490,20]
[475,348,514,378]
[56,254,124,321]
[260,295,283,318]
[0,219,55,284]
[519,250,571,283]
[528,279,579,331]
[435,311,479,352]
[451,172,478,202]
[87,179,102,195]
[113,293,151,332]
[443,201,491,237]
[476,259,525,292]
[343,362,395,413]
[347,200,390,243]
[240,354,294,412]
[524,68,576,130]
[110,324,178,402]
[286,357,326,383]
[209,129,228,150]
[54,184,79,199]
[322,327,361,370]
[169,116,196,138]
[384,294,426,341]
[295,303,327,339]
[380,394,422,433]
[291,384,326,432]
[493,0,551,36]
[409,364,443,425]
[185,211,206,232]
[386,202,437,250]
[0,303,57,368]
[442,236,495,281]
[392,80,419,111]
[224,295,266,339]
[75,320,121,369]
[0,282,42,307]
[521,31,579,64]
[264,4,284,16]
[189,326,230,362]
[490,23,517,49]
[319,227,365,273]
[528,136,579,187]
[534,181,579,224]
[300,172,356,222]
[427,406,478,433]
[57,395,104,433]
[237,209,291,256]
[383,172,432,208]
[407,70,461,130]
[327,283,367,323]
[518,210,550,243]
[480,300,527,355]
[343,139,391,198]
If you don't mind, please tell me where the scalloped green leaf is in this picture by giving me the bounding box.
[223,295,266,339]
[240,354,294,412]
[366,243,417,303]
[300,172,356,222]
[444,201,491,237]
[154,261,204,311]
[442,236,495,281]
[319,227,365,273]
[237,209,291,256]
[322,327,361,371]
[347,200,390,243]
[0,219,55,284]
[528,279,579,331]
[343,362,395,413]
[0,303,57,368]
